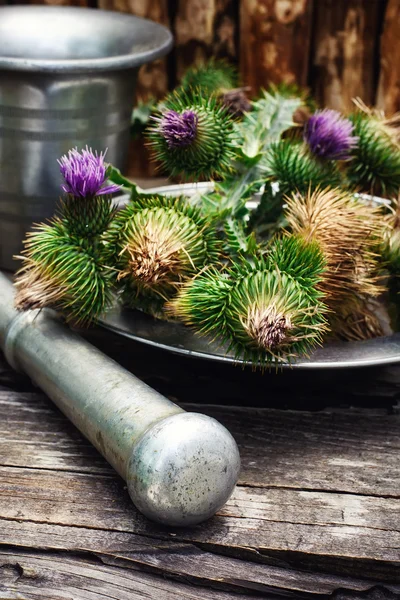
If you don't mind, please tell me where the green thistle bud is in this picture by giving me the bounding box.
[180,59,238,96]
[15,222,113,325]
[147,90,236,180]
[347,111,400,196]
[61,195,116,238]
[102,195,220,308]
[169,238,328,366]
[266,140,342,197]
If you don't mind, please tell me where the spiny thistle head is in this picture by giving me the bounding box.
[14,222,113,325]
[169,248,328,367]
[180,58,238,95]
[346,111,400,196]
[266,234,327,286]
[147,90,236,180]
[284,188,385,312]
[304,109,358,160]
[58,147,121,198]
[102,195,220,306]
[266,140,343,196]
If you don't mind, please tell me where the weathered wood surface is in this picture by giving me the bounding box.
[174,0,238,82]
[0,342,400,598]
[240,0,314,92]
[376,0,400,115]
[311,0,384,113]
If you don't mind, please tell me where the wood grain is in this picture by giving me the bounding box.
[0,523,398,598]
[0,380,399,584]
[239,0,314,93]
[10,0,88,5]
[311,0,384,112]
[174,0,238,82]
[376,0,400,114]
[0,550,265,600]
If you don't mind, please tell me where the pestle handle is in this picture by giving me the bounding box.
[0,272,240,526]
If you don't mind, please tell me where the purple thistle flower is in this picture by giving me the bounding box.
[157,110,198,149]
[304,109,358,160]
[58,147,121,198]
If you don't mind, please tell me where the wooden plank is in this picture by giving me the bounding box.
[376,0,400,114]
[0,462,399,580]
[0,520,398,597]
[239,0,313,94]
[174,0,238,82]
[0,550,265,600]
[311,0,384,112]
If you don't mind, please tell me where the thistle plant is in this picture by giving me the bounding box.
[284,188,385,339]
[180,59,238,96]
[14,147,119,324]
[328,300,384,341]
[58,147,120,237]
[15,222,113,325]
[102,195,220,310]
[304,109,358,160]
[147,89,236,180]
[169,236,328,366]
[347,110,400,196]
[266,140,343,197]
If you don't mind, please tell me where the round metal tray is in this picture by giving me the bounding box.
[99,183,400,369]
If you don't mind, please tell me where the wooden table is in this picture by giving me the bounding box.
[0,327,399,599]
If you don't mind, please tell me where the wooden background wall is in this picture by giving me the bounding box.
[6,0,400,175]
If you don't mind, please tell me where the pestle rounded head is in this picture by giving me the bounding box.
[126,412,241,527]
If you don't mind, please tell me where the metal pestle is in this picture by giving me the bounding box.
[0,273,240,526]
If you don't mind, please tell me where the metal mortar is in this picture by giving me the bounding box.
[0,6,172,270]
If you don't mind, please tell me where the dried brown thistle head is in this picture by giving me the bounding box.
[117,210,205,298]
[285,188,385,310]
[14,261,65,312]
[328,299,385,342]
[118,224,184,289]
